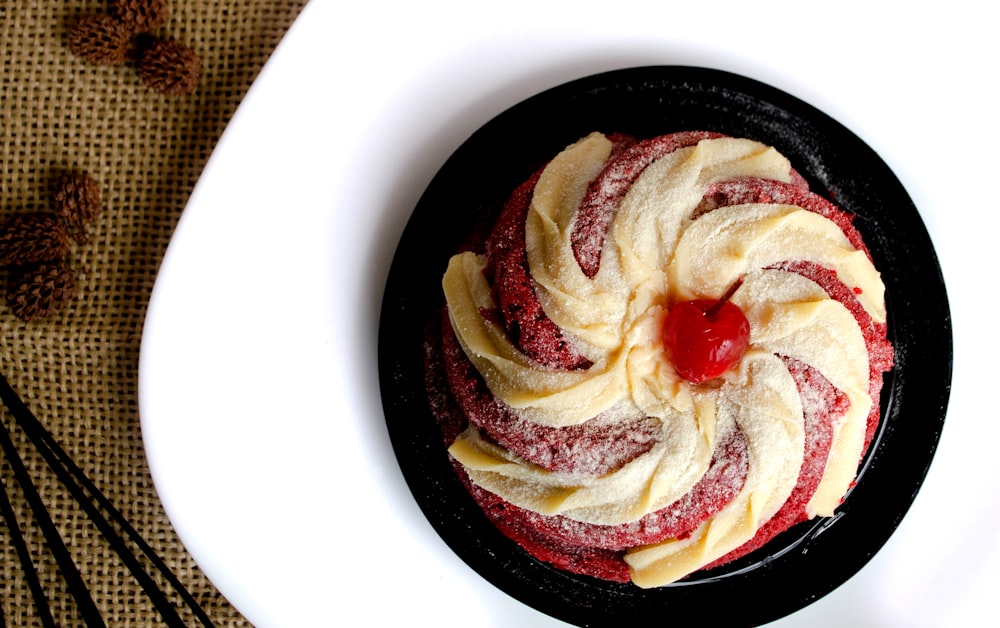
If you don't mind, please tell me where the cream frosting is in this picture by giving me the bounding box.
[440,132,886,587]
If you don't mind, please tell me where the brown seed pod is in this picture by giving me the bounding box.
[5,261,79,322]
[67,14,132,66]
[52,171,102,240]
[0,213,72,266]
[136,37,201,96]
[112,0,170,35]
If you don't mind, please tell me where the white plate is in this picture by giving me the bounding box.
[139,1,996,626]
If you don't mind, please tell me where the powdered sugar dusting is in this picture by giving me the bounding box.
[570,131,723,277]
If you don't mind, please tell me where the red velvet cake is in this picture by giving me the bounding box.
[425,131,893,587]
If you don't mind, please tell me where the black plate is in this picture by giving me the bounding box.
[378,66,952,627]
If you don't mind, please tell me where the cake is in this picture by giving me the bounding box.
[425,131,894,587]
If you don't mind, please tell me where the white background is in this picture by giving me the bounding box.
[139,1,995,625]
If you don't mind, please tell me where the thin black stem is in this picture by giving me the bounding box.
[705,277,745,319]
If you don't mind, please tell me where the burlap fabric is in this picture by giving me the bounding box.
[1,1,308,624]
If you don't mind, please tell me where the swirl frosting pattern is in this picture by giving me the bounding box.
[432,132,893,587]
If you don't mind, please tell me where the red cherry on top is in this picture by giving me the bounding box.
[662,287,751,384]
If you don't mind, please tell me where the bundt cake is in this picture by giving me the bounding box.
[425,131,893,587]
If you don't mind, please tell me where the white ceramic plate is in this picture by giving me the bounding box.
[139,1,995,626]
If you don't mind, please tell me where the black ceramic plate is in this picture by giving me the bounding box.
[378,66,952,627]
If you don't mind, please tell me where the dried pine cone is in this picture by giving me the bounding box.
[136,37,201,96]
[67,14,132,66]
[112,0,170,35]
[52,171,102,240]
[0,213,72,266]
[6,261,79,322]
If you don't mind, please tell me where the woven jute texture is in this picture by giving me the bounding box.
[1,1,308,624]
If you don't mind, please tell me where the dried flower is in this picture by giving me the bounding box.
[5,261,79,322]
[136,37,201,96]
[0,213,72,266]
[67,14,132,66]
[51,171,102,241]
[112,0,170,35]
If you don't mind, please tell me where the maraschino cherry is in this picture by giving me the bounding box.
[663,282,751,384]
